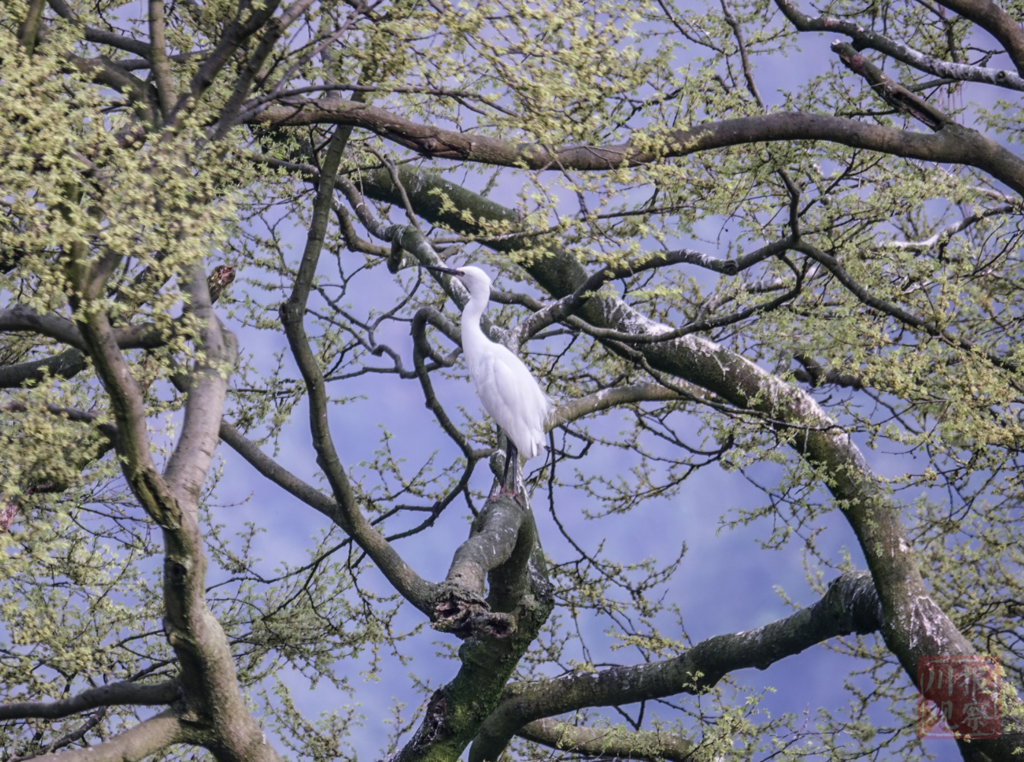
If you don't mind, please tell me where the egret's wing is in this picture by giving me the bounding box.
[483,345,550,459]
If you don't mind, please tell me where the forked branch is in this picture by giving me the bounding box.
[470,572,880,761]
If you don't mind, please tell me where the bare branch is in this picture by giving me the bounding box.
[432,498,528,639]
[832,42,951,130]
[278,126,436,614]
[937,0,1024,74]
[31,708,191,762]
[0,681,179,721]
[552,383,685,426]
[885,202,1018,250]
[218,421,339,515]
[411,306,477,457]
[517,718,695,762]
[774,0,1024,91]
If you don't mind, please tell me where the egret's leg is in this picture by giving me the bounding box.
[500,439,517,495]
[509,442,519,495]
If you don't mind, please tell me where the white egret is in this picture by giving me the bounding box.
[424,264,551,498]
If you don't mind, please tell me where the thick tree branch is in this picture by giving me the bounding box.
[397,509,553,762]
[65,55,151,119]
[253,100,1024,194]
[70,300,179,533]
[471,573,881,761]
[162,266,237,504]
[18,0,46,53]
[0,306,183,355]
[0,680,179,720]
[0,306,88,349]
[432,498,526,639]
[148,0,177,119]
[62,229,277,762]
[443,499,525,596]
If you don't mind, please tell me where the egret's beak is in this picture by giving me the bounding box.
[422,264,461,276]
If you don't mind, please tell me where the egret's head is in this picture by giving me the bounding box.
[423,263,492,299]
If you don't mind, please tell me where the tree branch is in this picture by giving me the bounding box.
[936,0,1024,74]
[278,127,436,615]
[218,421,340,515]
[47,0,153,57]
[17,0,46,54]
[1,401,118,444]
[517,718,695,762]
[253,99,1024,195]
[832,42,951,130]
[774,0,1024,91]
[396,509,553,762]
[516,237,793,342]
[551,383,685,426]
[884,202,1018,251]
[147,0,177,119]
[0,306,87,350]
[411,306,479,458]
[162,265,237,505]
[471,572,880,761]
[31,708,192,762]
[432,498,526,640]
[163,0,283,129]
[0,680,179,721]
[793,239,1017,373]
[443,499,525,596]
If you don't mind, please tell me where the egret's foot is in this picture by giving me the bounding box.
[494,488,524,507]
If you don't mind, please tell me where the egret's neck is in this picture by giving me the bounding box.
[461,292,489,347]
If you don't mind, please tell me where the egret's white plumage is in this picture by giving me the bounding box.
[425,264,550,495]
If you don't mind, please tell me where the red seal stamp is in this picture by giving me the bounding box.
[917,655,1001,739]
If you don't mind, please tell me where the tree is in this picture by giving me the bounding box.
[2,0,1024,758]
